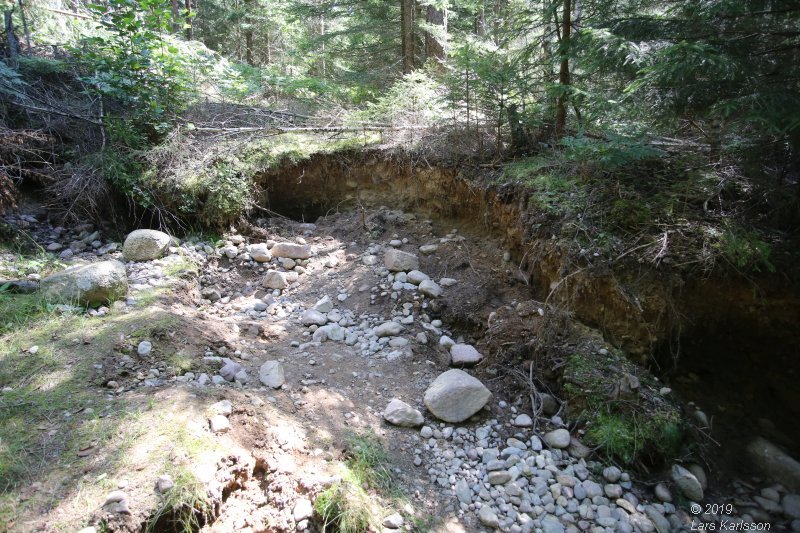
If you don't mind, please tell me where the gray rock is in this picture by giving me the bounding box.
[418,244,438,255]
[513,414,533,427]
[249,243,272,262]
[450,344,483,366]
[384,249,419,272]
[654,483,672,502]
[420,426,433,438]
[272,242,312,259]
[603,466,622,483]
[102,490,130,514]
[313,296,334,313]
[262,270,288,289]
[301,309,328,326]
[375,321,403,337]
[383,398,424,427]
[644,505,671,533]
[156,475,174,493]
[40,260,127,305]
[210,400,232,416]
[455,479,472,504]
[423,369,491,423]
[293,498,314,522]
[407,270,430,285]
[418,279,443,298]
[543,429,571,449]
[219,359,244,382]
[671,464,704,501]
[382,512,404,529]
[784,494,800,519]
[488,470,512,485]
[137,341,152,356]
[209,414,230,433]
[541,514,564,533]
[259,361,285,388]
[122,229,171,261]
[313,324,345,342]
[478,506,500,528]
[747,437,800,492]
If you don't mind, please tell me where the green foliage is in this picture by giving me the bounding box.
[585,412,682,465]
[71,0,194,136]
[314,430,395,532]
[563,351,684,467]
[143,467,213,533]
[561,135,662,171]
[719,226,775,273]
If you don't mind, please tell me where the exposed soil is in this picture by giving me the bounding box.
[2,152,799,532]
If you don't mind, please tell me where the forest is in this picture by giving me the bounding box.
[0,0,799,532]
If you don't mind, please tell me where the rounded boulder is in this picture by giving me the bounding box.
[423,369,491,423]
[122,229,171,262]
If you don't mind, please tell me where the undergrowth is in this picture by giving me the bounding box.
[314,430,396,532]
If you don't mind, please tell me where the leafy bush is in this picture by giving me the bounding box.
[71,0,195,137]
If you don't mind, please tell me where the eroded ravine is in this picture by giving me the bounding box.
[258,151,800,474]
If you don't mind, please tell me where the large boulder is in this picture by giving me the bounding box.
[40,260,127,305]
[383,399,424,427]
[747,437,800,492]
[384,249,419,272]
[423,369,491,423]
[271,242,311,259]
[122,229,171,262]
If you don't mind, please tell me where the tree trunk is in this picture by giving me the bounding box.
[554,0,571,137]
[171,0,180,33]
[4,10,20,63]
[244,0,255,65]
[17,0,30,55]
[425,5,446,63]
[184,0,193,40]
[264,31,271,64]
[401,0,414,74]
[476,6,485,36]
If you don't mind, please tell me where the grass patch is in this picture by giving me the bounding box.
[144,466,213,533]
[563,350,684,468]
[0,292,54,335]
[314,430,396,532]
[163,256,200,278]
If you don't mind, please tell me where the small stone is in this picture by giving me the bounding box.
[262,270,288,289]
[384,249,419,272]
[259,361,285,389]
[449,343,482,366]
[209,414,230,433]
[513,414,533,427]
[293,498,314,522]
[603,466,622,483]
[654,483,672,502]
[418,279,443,298]
[478,506,500,528]
[543,429,570,449]
[488,470,512,485]
[210,400,232,416]
[671,464,704,501]
[156,475,174,493]
[420,426,433,438]
[382,512,404,529]
[375,321,403,337]
[419,244,439,255]
[137,341,152,356]
[301,309,328,326]
[272,242,312,260]
[383,398,424,427]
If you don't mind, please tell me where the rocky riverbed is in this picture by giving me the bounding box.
[1,206,799,532]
